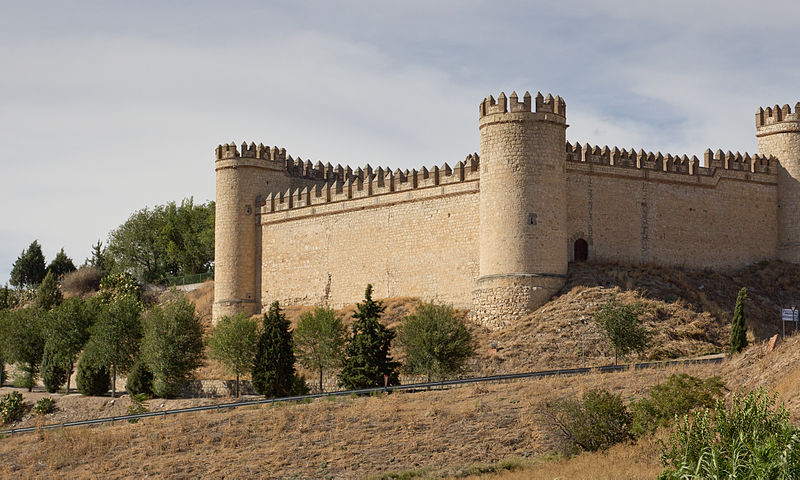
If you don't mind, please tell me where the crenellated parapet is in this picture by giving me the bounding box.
[479,91,566,118]
[565,142,776,177]
[261,153,481,214]
[756,103,800,128]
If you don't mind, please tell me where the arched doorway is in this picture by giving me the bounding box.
[574,238,588,262]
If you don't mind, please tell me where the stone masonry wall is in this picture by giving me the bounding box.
[259,180,480,310]
[566,150,778,268]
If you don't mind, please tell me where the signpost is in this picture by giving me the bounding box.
[781,307,799,337]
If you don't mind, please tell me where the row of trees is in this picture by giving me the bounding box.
[0,273,205,398]
[8,241,76,290]
[209,285,477,396]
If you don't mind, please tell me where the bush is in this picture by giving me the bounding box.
[659,388,800,479]
[631,374,725,437]
[33,397,55,415]
[593,295,650,364]
[76,351,110,396]
[127,393,149,423]
[61,266,102,296]
[0,392,26,424]
[126,360,154,396]
[41,347,69,393]
[398,302,476,382]
[0,359,5,386]
[547,388,632,453]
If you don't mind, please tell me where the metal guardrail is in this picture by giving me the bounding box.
[0,355,724,437]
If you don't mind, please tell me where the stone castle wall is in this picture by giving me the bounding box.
[213,93,798,328]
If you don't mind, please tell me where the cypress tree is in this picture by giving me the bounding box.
[35,271,63,310]
[252,301,298,397]
[10,240,47,288]
[339,284,400,390]
[730,287,748,354]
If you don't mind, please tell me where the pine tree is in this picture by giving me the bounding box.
[339,284,400,390]
[730,287,748,354]
[47,248,77,279]
[252,301,298,397]
[10,240,47,288]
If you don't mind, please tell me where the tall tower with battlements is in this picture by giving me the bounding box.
[213,143,288,321]
[471,91,569,328]
[757,103,800,263]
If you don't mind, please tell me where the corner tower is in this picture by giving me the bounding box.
[757,103,800,263]
[213,142,286,322]
[472,91,569,328]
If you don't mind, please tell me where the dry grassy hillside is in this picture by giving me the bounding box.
[188,261,800,381]
[2,334,799,479]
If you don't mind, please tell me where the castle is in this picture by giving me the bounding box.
[213,91,800,328]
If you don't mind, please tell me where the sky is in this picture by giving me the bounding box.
[1,0,799,283]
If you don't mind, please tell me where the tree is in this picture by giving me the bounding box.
[105,199,215,283]
[35,270,62,310]
[41,298,93,393]
[207,312,259,397]
[0,284,13,311]
[730,287,748,354]
[140,293,204,397]
[86,294,142,397]
[47,248,76,278]
[252,301,299,398]
[593,295,650,364]
[10,240,47,288]
[295,307,347,393]
[0,307,45,391]
[75,346,110,396]
[339,285,400,390]
[41,347,69,393]
[398,302,476,382]
[89,240,107,273]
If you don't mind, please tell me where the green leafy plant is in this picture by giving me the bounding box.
[730,287,748,354]
[0,307,46,391]
[593,295,650,364]
[86,293,142,397]
[294,307,347,393]
[126,393,150,423]
[339,285,400,390]
[659,388,800,479]
[631,374,725,437]
[207,312,259,397]
[33,397,56,415]
[398,302,476,382]
[140,293,204,398]
[0,392,26,424]
[546,388,633,453]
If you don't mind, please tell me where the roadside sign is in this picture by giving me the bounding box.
[782,309,795,322]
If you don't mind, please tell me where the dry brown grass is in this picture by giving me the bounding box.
[60,266,102,298]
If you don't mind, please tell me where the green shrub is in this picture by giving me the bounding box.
[75,351,110,396]
[0,392,26,424]
[33,397,55,415]
[631,374,725,437]
[659,388,800,479]
[41,347,69,393]
[0,360,5,386]
[126,393,149,423]
[547,388,632,453]
[125,360,153,396]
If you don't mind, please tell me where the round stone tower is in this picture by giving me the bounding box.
[756,103,800,263]
[472,91,569,329]
[213,142,283,323]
